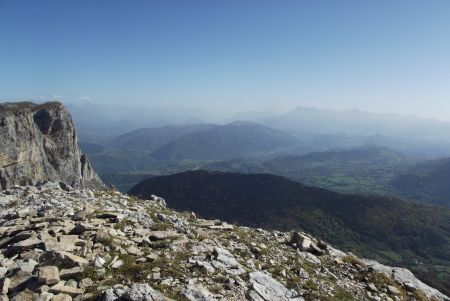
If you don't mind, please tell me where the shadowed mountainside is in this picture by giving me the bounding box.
[129,170,450,295]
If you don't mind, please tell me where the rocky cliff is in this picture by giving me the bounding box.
[0,184,448,301]
[0,101,104,190]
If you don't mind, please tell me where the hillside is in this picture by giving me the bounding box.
[391,158,450,207]
[111,124,218,152]
[1,183,449,301]
[129,170,450,295]
[203,146,416,195]
[151,121,301,161]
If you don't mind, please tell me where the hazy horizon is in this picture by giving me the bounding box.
[3,98,450,124]
[1,1,450,120]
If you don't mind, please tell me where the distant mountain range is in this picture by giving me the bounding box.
[70,104,450,208]
[71,102,450,157]
[267,106,450,142]
[67,102,211,142]
[93,129,450,208]
[129,170,450,295]
[111,123,217,153]
[233,106,450,157]
[84,121,304,175]
[151,121,301,161]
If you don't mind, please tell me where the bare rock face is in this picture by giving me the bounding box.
[0,101,104,189]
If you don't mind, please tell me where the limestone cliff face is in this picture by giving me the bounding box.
[0,101,104,189]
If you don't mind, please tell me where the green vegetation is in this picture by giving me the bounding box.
[205,145,419,196]
[391,157,450,207]
[324,288,356,301]
[129,170,450,295]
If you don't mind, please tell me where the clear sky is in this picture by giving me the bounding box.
[1,0,450,119]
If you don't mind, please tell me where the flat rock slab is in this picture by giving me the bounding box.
[50,283,84,297]
[248,271,304,301]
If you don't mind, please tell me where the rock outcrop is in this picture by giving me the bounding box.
[0,101,104,190]
[0,184,448,301]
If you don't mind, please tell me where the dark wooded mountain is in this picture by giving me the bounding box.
[150,121,301,161]
[101,172,154,192]
[391,158,450,207]
[129,170,450,295]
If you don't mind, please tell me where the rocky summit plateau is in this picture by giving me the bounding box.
[0,102,449,301]
[0,184,448,301]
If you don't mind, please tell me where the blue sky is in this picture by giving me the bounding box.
[1,0,450,119]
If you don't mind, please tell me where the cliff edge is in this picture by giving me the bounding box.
[0,101,104,190]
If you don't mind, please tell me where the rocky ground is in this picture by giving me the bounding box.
[0,183,448,301]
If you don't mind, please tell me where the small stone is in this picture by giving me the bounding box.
[50,283,84,297]
[95,228,111,244]
[73,293,94,301]
[248,271,302,301]
[18,259,38,274]
[39,285,50,293]
[387,286,401,295]
[94,256,106,268]
[298,268,309,279]
[126,246,143,256]
[38,266,60,285]
[0,278,11,295]
[59,267,84,280]
[79,278,93,289]
[181,284,217,301]
[66,280,78,288]
[10,238,43,251]
[72,211,86,221]
[35,292,54,301]
[56,252,89,267]
[367,283,378,292]
[52,294,72,301]
[290,232,312,251]
[111,260,123,269]
[10,289,37,301]
[404,282,416,292]
[20,250,42,262]
[146,254,158,262]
